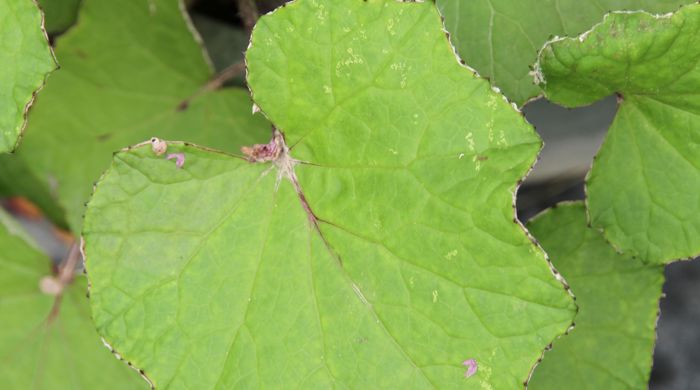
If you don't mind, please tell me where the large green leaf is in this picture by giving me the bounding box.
[436,0,692,105]
[526,203,664,389]
[0,0,56,153]
[536,4,700,264]
[0,210,145,389]
[83,0,575,388]
[0,0,269,232]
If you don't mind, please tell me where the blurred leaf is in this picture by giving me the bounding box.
[536,4,700,263]
[0,155,66,227]
[36,0,81,33]
[83,1,575,388]
[527,203,664,389]
[1,0,270,232]
[0,209,146,389]
[190,13,248,79]
[436,0,693,105]
[0,0,56,153]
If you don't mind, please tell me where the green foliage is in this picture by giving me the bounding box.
[536,4,700,264]
[527,203,664,389]
[191,14,249,77]
[1,0,698,387]
[436,0,693,105]
[36,0,81,33]
[82,0,575,388]
[0,0,270,232]
[0,210,144,389]
[0,0,56,153]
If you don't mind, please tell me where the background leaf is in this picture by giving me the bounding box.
[36,0,81,34]
[435,0,693,105]
[536,4,700,263]
[0,0,270,232]
[0,209,145,389]
[84,1,575,388]
[0,0,56,153]
[526,203,664,389]
[191,13,248,78]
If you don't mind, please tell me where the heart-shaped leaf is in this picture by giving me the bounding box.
[527,203,664,389]
[84,0,576,388]
[535,4,700,263]
[0,210,145,389]
[436,0,693,105]
[0,0,270,232]
[0,0,56,153]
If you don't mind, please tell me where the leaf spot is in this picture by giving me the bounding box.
[241,136,282,163]
[166,153,185,169]
[463,358,478,378]
[465,132,475,151]
[335,48,365,77]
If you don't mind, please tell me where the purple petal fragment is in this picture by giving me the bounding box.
[166,153,185,169]
[463,359,477,378]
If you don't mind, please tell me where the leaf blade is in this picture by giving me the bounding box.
[0,0,270,232]
[536,4,700,263]
[436,0,694,105]
[85,1,576,388]
[0,210,145,389]
[0,0,56,153]
[527,203,664,389]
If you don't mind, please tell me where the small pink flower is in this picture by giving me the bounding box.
[463,359,477,378]
[166,153,185,169]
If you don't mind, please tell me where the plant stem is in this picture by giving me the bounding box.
[238,0,259,34]
[177,61,246,110]
[46,242,80,323]
[58,242,80,285]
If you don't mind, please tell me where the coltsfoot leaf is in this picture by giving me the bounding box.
[436,0,693,105]
[0,0,270,232]
[0,0,56,153]
[536,4,700,264]
[0,210,145,389]
[527,203,664,390]
[84,1,576,388]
